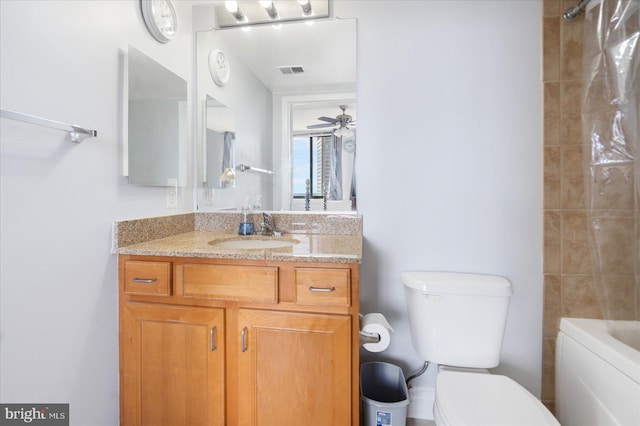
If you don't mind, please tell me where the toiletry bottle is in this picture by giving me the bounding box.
[238,208,254,235]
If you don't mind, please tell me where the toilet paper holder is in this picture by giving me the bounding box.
[359,329,381,345]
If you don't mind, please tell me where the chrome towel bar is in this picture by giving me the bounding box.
[0,108,98,143]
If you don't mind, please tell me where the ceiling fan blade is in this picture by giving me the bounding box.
[317,116,337,123]
[306,123,335,129]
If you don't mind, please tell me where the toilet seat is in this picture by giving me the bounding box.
[434,371,560,426]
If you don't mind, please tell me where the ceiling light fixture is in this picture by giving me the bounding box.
[334,126,353,138]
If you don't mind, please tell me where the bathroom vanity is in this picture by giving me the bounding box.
[115,213,362,426]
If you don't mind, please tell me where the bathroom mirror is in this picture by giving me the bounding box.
[127,46,187,187]
[196,17,356,211]
[204,95,236,189]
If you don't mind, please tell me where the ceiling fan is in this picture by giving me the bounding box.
[306,105,356,134]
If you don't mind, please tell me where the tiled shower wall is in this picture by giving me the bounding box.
[541,0,639,412]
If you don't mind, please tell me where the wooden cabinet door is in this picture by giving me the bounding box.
[120,304,225,426]
[236,309,352,426]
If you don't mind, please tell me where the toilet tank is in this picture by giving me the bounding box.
[402,272,512,368]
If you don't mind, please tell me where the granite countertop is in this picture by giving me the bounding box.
[117,231,362,263]
[113,212,363,264]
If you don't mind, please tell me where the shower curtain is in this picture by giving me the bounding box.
[582,0,639,320]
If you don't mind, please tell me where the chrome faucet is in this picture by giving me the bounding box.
[260,212,282,236]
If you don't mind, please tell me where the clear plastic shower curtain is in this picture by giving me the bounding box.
[582,0,639,320]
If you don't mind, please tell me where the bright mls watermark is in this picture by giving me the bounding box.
[0,404,68,425]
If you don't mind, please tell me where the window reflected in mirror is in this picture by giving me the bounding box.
[290,100,356,211]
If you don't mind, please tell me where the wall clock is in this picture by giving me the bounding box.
[208,49,230,86]
[141,0,177,44]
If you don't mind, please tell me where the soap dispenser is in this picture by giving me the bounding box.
[238,196,254,236]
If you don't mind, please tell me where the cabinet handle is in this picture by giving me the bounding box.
[210,326,217,352]
[241,327,248,352]
[132,278,157,283]
[309,286,336,293]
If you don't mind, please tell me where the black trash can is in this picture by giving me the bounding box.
[360,362,409,426]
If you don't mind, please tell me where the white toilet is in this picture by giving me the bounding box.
[402,272,560,426]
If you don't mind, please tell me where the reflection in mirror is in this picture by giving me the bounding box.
[127,46,187,186]
[195,17,356,211]
[291,101,356,211]
[204,96,236,189]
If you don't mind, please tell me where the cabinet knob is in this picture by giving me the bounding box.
[132,278,158,283]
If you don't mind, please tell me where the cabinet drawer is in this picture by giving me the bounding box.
[183,264,278,303]
[295,268,350,306]
[124,261,171,296]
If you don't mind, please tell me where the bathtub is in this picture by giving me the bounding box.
[556,318,640,426]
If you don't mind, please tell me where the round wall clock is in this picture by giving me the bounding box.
[141,0,177,44]
[208,49,231,86]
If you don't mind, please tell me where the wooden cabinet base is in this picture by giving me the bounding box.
[119,255,360,426]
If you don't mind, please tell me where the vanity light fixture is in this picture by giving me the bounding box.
[215,0,328,29]
[259,0,279,20]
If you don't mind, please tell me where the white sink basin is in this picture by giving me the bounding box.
[209,237,299,250]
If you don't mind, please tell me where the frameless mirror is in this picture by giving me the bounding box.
[204,95,236,189]
[196,17,356,211]
[127,46,187,186]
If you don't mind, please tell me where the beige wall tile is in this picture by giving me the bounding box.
[561,145,585,209]
[560,18,583,80]
[544,274,562,336]
[543,0,561,17]
[562,274,603,318]
[590,214,635,275]
[560,81,582,114]
[544,82,562,146]
[543,17,561,81]
[544,147,561,209]
[600,275,636,320]
[562,211,593,273]
[589,165,635,210]
[541,337,556,402]
[560,109,582,145]
[544,211,562,273]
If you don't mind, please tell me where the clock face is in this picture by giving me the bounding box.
[141,0,177,43]
[343,138,356,153]
[208,49,230,86]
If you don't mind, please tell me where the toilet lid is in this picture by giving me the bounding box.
[435,371,560,426]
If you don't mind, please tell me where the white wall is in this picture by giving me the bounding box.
[337,0,543,396]
[0,1,542,424]
[0,1,194,424]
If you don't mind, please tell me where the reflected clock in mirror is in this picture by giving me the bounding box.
[203,96,236,189]
[127,46,187,186]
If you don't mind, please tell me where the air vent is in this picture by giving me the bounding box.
[277,65,305,75]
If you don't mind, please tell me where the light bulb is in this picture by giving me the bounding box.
[298,0,312,15]
[224,0,238,13]
[334,127,348,138]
